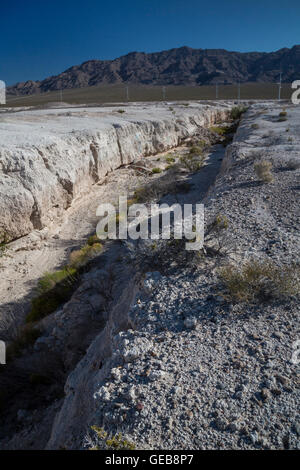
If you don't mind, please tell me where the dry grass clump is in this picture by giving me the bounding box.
[254,160,273,183]
[219,259,300,303]
[69,243,102,269]
[151,167,162,174]
[87,426,135,450]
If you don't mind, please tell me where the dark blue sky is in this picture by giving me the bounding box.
[1,0,299,85]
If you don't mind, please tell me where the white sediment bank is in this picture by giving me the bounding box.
[0,102,231,240]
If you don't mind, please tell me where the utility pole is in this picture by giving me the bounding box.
[60,89,63,103]
[125,86,129,102]
[162,86,166,101]
[216,83,218,99]
[278,71,282,101]
[237,82,241,102]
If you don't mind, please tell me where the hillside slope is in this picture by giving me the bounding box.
[7,45,300,96]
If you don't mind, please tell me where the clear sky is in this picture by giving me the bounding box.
[1,0,299,85]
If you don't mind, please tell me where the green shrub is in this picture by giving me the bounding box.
[87,234,99,246]
[90,426,135,450]
[210,126,227,136]
[69,243,102,269]
[27,267,79,323]
[230,106,248,120]
[180,153,205,172]
[219,259,300,303]
[254,160,273,183]
[188,146,203,156]
[279,110,287,117]
[117,109,125,114]
[152,167,162,174]
[165,156,176,164]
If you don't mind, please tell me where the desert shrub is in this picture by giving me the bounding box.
[219,259,300,303]
[88,426,135,450]
[204,214,231,256]
[27,267,79,323]
[254,160,273,183]
[165,156,176,164]
[117,109,125,114]
[210,126,227,136]
[230,106,248,120]
[180,153,205,173]
[69,243,102,269]
[287,158,300,170]
[188,145,203,156]
[6,324,41,360]
[152,167,162,174]
[279,110,287,117]
[87,234,99,246]
[251,123,259,129]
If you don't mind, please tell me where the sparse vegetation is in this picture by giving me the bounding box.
[152,167,162,174]
[26,267,79,323]
[204,214,231,256]
[165,155,176,164]
[89,426,136,450]
[117,109,125,113]
[251,123,259,129]
[210,126,227,136]
[254,160,273,183]
[188,145,204,155]
[219,259,300,303]
[180,153,205,173]
[230,106,248,120]
[278,111,287,122]
[69,243,102,269]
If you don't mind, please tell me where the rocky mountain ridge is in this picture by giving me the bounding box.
[7,45,300,96]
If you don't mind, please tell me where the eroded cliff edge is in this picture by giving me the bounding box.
[0,102,231,240]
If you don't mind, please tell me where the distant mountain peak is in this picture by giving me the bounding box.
[7,45,300,96]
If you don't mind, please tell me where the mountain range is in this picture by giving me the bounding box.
[8,45,300,96]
